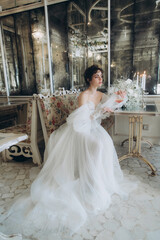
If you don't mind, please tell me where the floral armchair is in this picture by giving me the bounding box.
[37,94,79,146]
[37,93,114,148]
[0,97,42,165]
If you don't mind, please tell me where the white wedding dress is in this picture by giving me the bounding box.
[0,94,134,240]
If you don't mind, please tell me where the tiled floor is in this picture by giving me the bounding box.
[0,144,160,240]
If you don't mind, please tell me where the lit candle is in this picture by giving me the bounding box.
[142,71,146,91]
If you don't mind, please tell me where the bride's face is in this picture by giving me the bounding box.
[89,70,103,87]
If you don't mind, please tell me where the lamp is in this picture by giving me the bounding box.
[32,30,44,40]
[32,17,45,41]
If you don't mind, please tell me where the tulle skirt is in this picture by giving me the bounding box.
[0,104,135,240]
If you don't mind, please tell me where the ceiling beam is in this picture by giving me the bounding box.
[0,0,69,17]
[0,2,44,17]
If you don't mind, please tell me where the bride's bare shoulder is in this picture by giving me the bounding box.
[78,90,89,106]
[97,91,103,98]
[79,89,89,96]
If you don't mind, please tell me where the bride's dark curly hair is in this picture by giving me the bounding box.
[84,65,103,86]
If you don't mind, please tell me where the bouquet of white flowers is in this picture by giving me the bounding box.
[110,79,143,109]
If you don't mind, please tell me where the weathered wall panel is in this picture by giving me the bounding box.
[0,0,41,11]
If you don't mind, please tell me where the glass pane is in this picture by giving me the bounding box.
[68,1,86,89]
[68,0,108,90]
[30,8,49,94]
[0,46,5,96]
[2,13,37,95]
[87,0,108,89]
[111,0,160,95]
[15,11,37,95]
[1,16,21,95]
[48,3,69,91]
[4,29,20,94]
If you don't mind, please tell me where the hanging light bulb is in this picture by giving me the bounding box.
[75,48,81,57]
[32,30,44,40]
[32,17,45,40]
[88,50,93,58]
[96,54,101,61]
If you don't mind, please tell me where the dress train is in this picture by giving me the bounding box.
[0,94,136,240]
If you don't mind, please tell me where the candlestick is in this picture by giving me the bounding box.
[39,61,43,84]
[42,41,46,90]
[136,72,139,88]
[44,77,47,90]
[141,71,146,91]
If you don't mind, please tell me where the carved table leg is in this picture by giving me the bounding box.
[119,115,156,176]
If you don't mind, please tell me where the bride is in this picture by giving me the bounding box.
[0,65,132,240]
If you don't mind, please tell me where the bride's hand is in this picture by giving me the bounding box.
[115,90,126,103]
[103,107,113,113]
[115,90,126,98]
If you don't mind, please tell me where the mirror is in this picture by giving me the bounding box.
[48,2,69,91]
[67,1,87,89]
[31,8,49,94]
[68,0,108,90]
[1,13,37,95]
[111,0,160,94]
[0,16,20,95]
[0,41,5,95]
[0,0,159,95]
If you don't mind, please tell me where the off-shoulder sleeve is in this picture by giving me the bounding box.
[91,93,127,121]
[91,93,111,121]
[91,108,110,121]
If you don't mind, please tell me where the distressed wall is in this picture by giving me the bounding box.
[111,0,160,94]
[49,3,70,90]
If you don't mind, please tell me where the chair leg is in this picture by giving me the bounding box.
[31,144,42,166]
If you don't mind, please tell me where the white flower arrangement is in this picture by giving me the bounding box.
[110,79,143,109]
